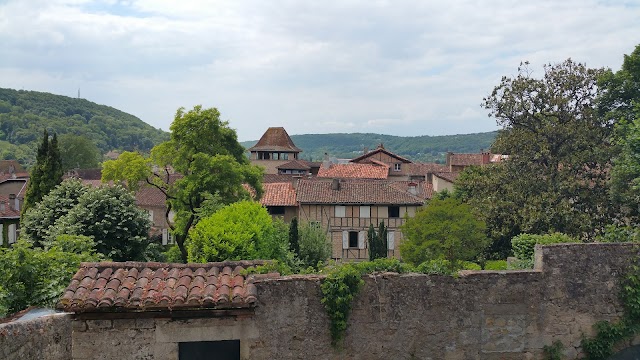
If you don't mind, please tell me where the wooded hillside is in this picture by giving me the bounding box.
[0,88,169,167]
[241,131,498,163]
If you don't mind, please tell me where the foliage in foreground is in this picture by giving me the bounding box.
[510,233,576,268]
[0,236,103,317]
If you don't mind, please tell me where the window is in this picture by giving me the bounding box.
[360,206,370,218]
[8,224,16,244]
[388,206,400,218]
[179,340,240,360]
[282,153,289,160]
[394,163,402,171]
[387,231,395,250]
[268,206,285,215]
[147,210,154,223]
[349,231,359,248]
[162,228,175,245]
[335,205,346,217]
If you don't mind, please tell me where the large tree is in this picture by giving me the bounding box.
[58,133,101,171]
[458,59,619,256]
[400,196,489,267]
[102,105,264,262]
[22,130,63,215]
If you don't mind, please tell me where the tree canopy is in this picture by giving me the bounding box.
[21,130,63,215]
[58,133,101,171]
[400,196,489,267]
[102,105,264,262]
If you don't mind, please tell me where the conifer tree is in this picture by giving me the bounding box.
[22,130,63,216]
[289,217,300,257]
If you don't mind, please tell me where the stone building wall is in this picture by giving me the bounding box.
[0,313,72,360]
[67,243,640,359]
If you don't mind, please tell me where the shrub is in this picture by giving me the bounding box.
[298,221,332,269]
[511,233,575,262]
[484,260,508,270]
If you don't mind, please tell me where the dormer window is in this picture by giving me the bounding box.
[394,163,402,171]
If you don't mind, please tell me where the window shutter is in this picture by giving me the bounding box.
[387,231,395,250]
[0,224,3,245]
[360,206,370,218]
[162,228,168,245]
[342,231,348,249]
[358,231,365,249]
[335,206,346,218]
[8,224,16,244]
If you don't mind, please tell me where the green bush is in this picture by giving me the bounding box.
[484,260,508,270]
[298,221,332,269]
[415,259,481,275]
[511,233,575,262]
[596,225,640,243]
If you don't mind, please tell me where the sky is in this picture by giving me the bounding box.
[1,1,639,141]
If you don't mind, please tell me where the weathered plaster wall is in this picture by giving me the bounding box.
[0,313,72,360]
[6,243,638,360]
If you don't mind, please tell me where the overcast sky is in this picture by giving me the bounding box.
[1,0,639,141]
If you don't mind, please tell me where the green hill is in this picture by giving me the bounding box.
[0,88,169,167]
[241,131,498,163]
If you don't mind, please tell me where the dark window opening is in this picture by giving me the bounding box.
[268,206,285,215]
[388,206,400,218]
[179,340,240,360]
[349,231,358,248]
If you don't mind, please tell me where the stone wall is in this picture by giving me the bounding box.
[0,313,72,360]
[65,243,640,360]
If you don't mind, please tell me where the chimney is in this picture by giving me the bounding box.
[482,151,490,165]
[9,194,15,211]
[426,173,433,184]
[408,182,418,195]
[446,152,453,166]
[331,178,340,191]
[292,175,302,189]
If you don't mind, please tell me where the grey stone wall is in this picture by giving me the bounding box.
[42,243,640,359]
[0,313,72,360]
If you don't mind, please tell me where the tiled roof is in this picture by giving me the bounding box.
[296,179,424,205]
[63,168,102,180]
[136,185,167,207]
[56,261,267,313]
[0,194,21,219]
[317,163,389,179]
[389,181,433,201]
[261,183,297,207]
[434,172,461,183]
[277,160,310,170]
[350,145,412,164]
[263,174,299,183]
[449,153,484,166]
[0,160,25,174]
[406,163,449,175]
[247,127,302,152]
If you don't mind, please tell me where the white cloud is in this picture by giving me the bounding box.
[0,0,639,141]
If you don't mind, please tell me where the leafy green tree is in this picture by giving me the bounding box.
[400,197,489,269]
[458,59,619,257]
[21,179,151,261]
[21,178,89,247]
[58,133,101,171]
[289,217,300,256]
[102,105,264,262]
[102,151,151,192]
[0,236,103,316]
[22,130,63,215]
[187,201,289,263]
[298,221,332,269]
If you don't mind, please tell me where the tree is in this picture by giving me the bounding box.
[0,236,103,316]
[186,201,289,263]
[367,222,388,261]
[602,44,640,224]
[298,221,332,269]
[289,217,300,257]
[102,105,264,262]
[458,59,618,257]
[22,130,63,215]
[400,197,489,268]
[101,151,151,192]
[58,133,101,171]
[21,179,151,261]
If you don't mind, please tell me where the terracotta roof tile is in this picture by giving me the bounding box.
[56,261,268,313]
[296,179,424,205]
[263,174,300,183]
[350,145,412,164]
[247,127,302,152]
[135,185,167,207]
[0,194,21,219]
[406,163,450,175]
[434,172,461,183]
[317,163,389,179]
[449,153,484,166]
[260,183,297,206]
[388,181,434,201]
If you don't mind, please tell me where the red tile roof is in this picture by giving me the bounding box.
[317,163,389,179]
[406,163,450,175]
[389,181,433,200]
[449,153,484,166]
[136,185,167,207]
[263,174,299,183]
[247,127,302,152]
[261,183,297,207]
[296,179,424,205]
[434,172,461,183]
[350,145,412,164]
[56,261,267,313]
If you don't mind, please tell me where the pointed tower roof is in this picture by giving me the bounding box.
[247,127,302,152]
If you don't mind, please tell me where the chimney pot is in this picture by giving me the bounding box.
[331,178,340,191]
